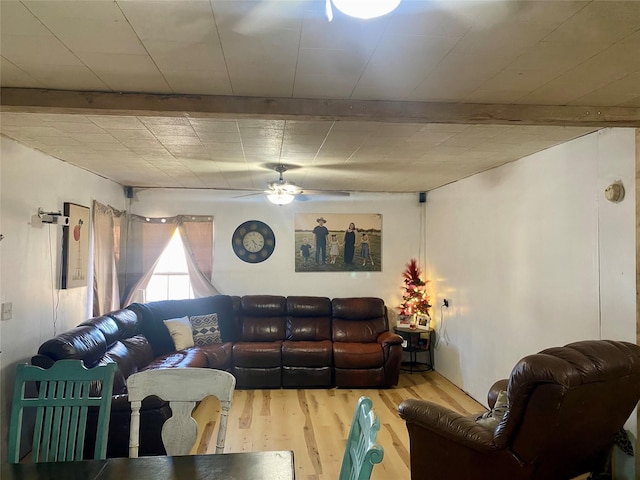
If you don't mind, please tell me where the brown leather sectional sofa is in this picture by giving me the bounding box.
[31,294,403,457]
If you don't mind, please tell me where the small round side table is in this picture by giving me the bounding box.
[393,325,435,373]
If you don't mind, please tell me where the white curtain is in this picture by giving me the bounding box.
[178,217,220,297]
[92,201,126,316]
[122,214,218,306]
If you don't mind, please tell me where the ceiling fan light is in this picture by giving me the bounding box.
[267,191,295,205]
[281,183,301,193]
[332,0,401,19]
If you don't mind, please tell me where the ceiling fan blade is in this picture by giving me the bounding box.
[300,189,350,197]
[224,162,353,201]
[230,0,309,36]
[232,191,263,199]
[292,189,350,202]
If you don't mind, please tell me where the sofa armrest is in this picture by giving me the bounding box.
[377,330,403,347]
[488,379,509,408]
[398,399,496,452]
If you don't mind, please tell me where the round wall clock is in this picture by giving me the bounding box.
[232,220,276,263]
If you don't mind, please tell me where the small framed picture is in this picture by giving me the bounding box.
[61,202,90,289]
[418,313,430,327]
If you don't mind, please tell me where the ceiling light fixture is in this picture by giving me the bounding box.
[331,0,401,19]
[265,164,301,205]
[267,190,296,206]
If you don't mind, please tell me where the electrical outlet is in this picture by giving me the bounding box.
[1,302,12,321]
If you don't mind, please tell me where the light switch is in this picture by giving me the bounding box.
[2,302,12,321]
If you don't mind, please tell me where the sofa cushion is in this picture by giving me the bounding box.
[128,295,235,357]
[241,317,286,342]
[144,348,208,369]
[233,341,282,368]
[286,296,331,317]
[37,325,107,367]
[332,297,385,320]
[79,315,121,347]
[120,335,155,371]
[107,308,141,338]
[332,319,384,343]
[282,340,332,367]
[241,295,287,316]
[286,296,331,341]
[103,341,138,394]
[198,342,233,369]
[333,342,384,369]
[239,296,287,342]
[286,317,331,341]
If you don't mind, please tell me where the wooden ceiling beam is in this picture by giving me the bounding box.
[2,88,640,127]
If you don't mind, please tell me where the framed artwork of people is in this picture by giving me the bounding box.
[294,213,382,272]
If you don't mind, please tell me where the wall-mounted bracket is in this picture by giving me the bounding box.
[37,208,70,226]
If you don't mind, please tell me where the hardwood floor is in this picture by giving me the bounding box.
[192,371,484,480]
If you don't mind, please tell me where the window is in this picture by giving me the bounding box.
[145,229,194,302]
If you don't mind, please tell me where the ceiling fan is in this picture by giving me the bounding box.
[232,0,403,36]
[267,164,350,205]
[238,163,350,205]
[231,0,520,38]
[266,164,303,205]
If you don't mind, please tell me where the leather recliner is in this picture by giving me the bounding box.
[332,297,402,388]
[398,340,640,480]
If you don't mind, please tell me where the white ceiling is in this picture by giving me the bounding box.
[1,0,639,195]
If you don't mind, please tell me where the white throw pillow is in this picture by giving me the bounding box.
[163,316,195,351]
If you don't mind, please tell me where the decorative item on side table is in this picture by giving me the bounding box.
[398,258,431,322]
[418,312,431,327]
[397,259,433,372]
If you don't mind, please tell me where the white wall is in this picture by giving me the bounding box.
[129,189,424,308]
[597,130,637,342]
[425,128,637,471]
[0,137,125,460]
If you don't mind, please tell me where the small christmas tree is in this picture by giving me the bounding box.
[399,258,431,317]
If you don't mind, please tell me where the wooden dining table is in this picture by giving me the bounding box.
[1,450,295,480]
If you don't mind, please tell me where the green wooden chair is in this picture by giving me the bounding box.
[339,396,384,480]
[7,359,117,463]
